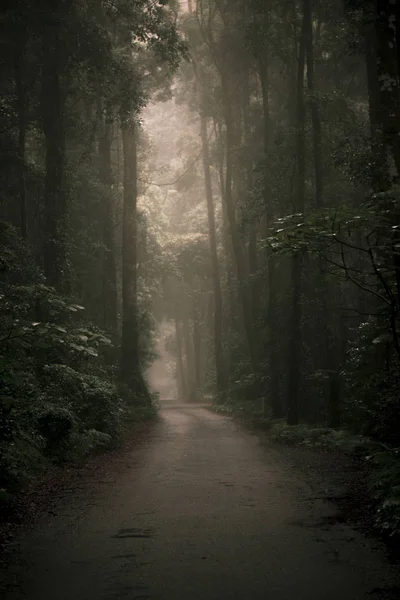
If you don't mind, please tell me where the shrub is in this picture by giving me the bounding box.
[343,319,400,446]
[0,222,157,501]
[367,446,400,537]
[36,405,76,454]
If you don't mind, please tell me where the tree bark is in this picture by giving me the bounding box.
[200,111,226,401]
[287,7,307,426]
[15,46,27,239]
[373,2,400,323]
[221,82,258,374]
[99,114,118,335]
[121,121,149,402]
[304,0,323,208]
[190,0,226,401]
[364,9,387,190]
[175,317,187,401]
[193,306,202,395]
[182,315,196,402]
[375,0,400,182]
[257,21,282,416]
[41,5,67,290]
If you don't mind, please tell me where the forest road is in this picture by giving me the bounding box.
[2,403,400,600]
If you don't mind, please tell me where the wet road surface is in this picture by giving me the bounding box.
[2,404,400,599]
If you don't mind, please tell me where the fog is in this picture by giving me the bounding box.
[2,1,400,598]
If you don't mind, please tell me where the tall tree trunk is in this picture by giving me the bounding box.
[287,9,307,426]
[193,306,202,396]
[15,46,27,239]
[182,315,196,402]
[221,82,258,373]
[364,8,387,190]
[242,68,260,338]
[304,0,340,424]
[328,343,341,428]
[121,122,149,401]
[99,114,118,335]
[200,111,226,401]
[248,226,259,326]
[304,0,323,208]
[374,2,400,318]
[257,24,282,416]
[190,0,226,401]
[175,317,187,400]
[41,6,66,290]
[375,0,400,181]
[219,162,236,379]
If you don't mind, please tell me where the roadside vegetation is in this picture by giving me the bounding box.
[0,1,184,508]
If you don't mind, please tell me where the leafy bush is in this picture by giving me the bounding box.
[37,405,76,450]
[268,422,367,452]
[0,223,156,499]
[65,429,113,461]
[268,422,400,539]
[0,431,47,490]
[367,446,400,537]
[212,397,271,427]
[343,319,400,445]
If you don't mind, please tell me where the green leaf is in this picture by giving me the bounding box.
[372,333,392,345]
[77,335,89,343]
[70,343,85,352]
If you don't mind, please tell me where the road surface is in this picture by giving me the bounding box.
[2,403,399,599]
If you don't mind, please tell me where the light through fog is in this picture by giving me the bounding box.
[141,97,213,403]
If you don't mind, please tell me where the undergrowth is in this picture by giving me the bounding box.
[214,399,400,542]
[0,223,158,512]
[270,422,400,541]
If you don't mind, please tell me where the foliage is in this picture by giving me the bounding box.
[367,446,400,538]
[343,320,400,445]
[0,0,186,503]
[268,422,400,538]
[0,220,149,494]
[268,422,367,452]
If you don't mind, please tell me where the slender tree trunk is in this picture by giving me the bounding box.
[365,12,387,190]
[200,111,226,401]
[193,306,202,396]
[190,0,226,400]
[248,226,259,325]
[257,29,282,416]
[15,47,27,239]
[121,122,149,402]
[304,0,340,424]
[375,0,400,181]
[218,152,237,333]
[182,315,196,402]
[175,317,187,400]
[41,6,66,290]
[221,82,258,373]
[304,0,323,208]
[287,9,307,426]
[374,2,400,322]
[328,353,341,428]
[99,114,118,335]
[242,68,260,336]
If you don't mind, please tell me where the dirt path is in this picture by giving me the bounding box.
[1,404,399,599]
